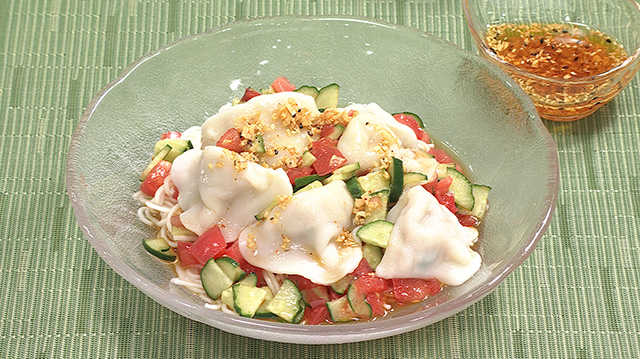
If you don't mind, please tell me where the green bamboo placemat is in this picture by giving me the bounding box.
[1,0,639,358]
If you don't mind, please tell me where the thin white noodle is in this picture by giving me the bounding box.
[204,302,223,310]
[263,270,281,295]
[220,303,238,315]
[145,201,172,213]
[136,207,155,226]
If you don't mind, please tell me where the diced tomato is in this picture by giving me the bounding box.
[456,213,479,227]
[351,258,373,278]
[434,176,457,213]
[366,292,386,317]
[189,225,227,265]
[216,128,243,152]
[140,160,172,196]
[160,131,181,140]
[285,166,315,185]
[393,114,429,142]
[311,137,338,150]
[428,148,455,164]
[352,274,391,294]
[271,76,296,92]
[176,242,200,267]
[319,124,336,138]
[303,305,329,325]
[171,185,179,200]
[288,275,319,291]
[240,88,262,102]
[309,140,346,176]
[222,241,246,267]
[347,109,358,117]
[392,278,442,303]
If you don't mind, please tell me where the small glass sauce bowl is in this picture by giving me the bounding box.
[463,0,640,122]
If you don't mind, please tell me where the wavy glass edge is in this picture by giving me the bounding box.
[66,15,559,344]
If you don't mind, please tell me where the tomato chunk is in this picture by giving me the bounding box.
[392,278,442,303]
[140,160,172,196]
[271,76,296,92]
[240,88,262,102]
[216,128,243,152]
[309,139,346,176]
[303,305,329,325]
[176,242,200,267]
[351,258,373,277]
[434,176,457,213]
[393,114,429,142]
[352,274,392,294]
[285,166,315,185]
[456,213,479,227]
[189,225,227,265]
[160,131,181,140]
[222,241,246,267]
[428,148,455,164]
[365,292,386,317]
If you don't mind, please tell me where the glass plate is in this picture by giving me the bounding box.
[67,16,558,344]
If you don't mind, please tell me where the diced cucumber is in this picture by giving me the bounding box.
[238,272,258,286]
[436,163,456,180]
[392,111,425,129]
[215,256,246,282]
[140,144,172,181]
[233,283,268,318]
[220,287,235,310]
[315,83,340,109]
[296,180,323,193]
[291,305,306,324]
[362,243,383,271]
[142,238,176,261]
[330,274,353,295]
[356,220,394,248]
[254,197,279,220]
[324,162,361,183]
[294,174,328,192]
[254,287,276,318]
[294,85,320,98]
[326,124,345,140]
[403,172,428,188]
[326,296,358,322]
[200,258,234,300]
[388,157,404,203]
[346,176,365,199]
[459,184,491,219]
[300,286,331,307]
[347,284,372,318]
[301,151,316,167]
[357,170,390,194]
[255,134,266,154]
[446,167,474,210]
[265,279,304,323]
[153,139,193,162]
[365,190,389,223]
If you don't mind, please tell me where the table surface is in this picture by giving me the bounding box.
[2,1,639,358]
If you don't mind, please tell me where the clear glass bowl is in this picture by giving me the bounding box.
[463,0,640,122]
[66,16,559,344]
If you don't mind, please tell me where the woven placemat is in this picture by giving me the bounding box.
[1,0,639,357]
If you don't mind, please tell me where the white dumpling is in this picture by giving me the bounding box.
[200,92,320,166]
[337,103,418,173]
[374,186,481,286]
[238,181,362,285]
[180,126,202,150]
[170,146,292,241]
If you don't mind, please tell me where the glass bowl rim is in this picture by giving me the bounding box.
[66,14,559,344]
